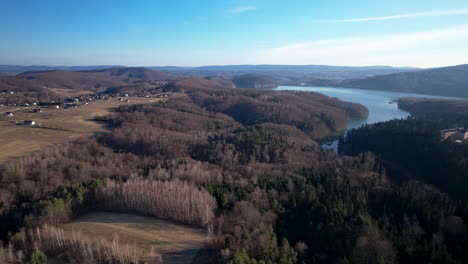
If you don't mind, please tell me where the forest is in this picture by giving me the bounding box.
[1,81,467,263]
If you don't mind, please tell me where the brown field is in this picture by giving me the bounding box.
[0,94,182,163]
[48,87,95,97]
[64,212,207,264]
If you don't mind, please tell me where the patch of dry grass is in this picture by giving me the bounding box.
[64,212,207,264]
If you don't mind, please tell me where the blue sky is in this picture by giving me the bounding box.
[1,0,468,67]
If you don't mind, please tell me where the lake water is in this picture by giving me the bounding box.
[275,86,456,151]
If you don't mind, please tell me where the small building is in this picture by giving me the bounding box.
[64,104,78,109]
[441,128,468,141]
[3,112,13,116]
[50,105,60,109]
[23,120,36,126]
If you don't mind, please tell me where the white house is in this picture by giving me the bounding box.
[23,120,36,126]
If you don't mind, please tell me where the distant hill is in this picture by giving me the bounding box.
[168,76,229,91]
[150,64,420,86]
[79,67,174,83]
[232,74,279,89]
[1,64,420,86]
[0,67,176,104]
[151,64,418,74]
[7,67,174,91]
[0,65,124,76]
[346,64,468,98]
[204,76,235,88]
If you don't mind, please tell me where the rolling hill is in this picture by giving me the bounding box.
[346,64,468,98]
[0,67,174,92]
[232,74,279,89]
[151,64,418,75]
[151,64,420,85]
[0,67,176,104]
[0,65,124,76]
[397,97,468,117]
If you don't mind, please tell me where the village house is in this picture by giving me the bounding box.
[23,120,36,126]
[64,104,78,109]
[441,128,468,142]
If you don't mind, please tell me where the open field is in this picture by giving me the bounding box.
[48,87,95,97]
[64,212,207,264]
[0,94,182,163]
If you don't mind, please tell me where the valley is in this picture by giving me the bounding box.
[1,66,468,264]
[3,1,468,263]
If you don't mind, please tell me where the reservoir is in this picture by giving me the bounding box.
[275,86,456,151]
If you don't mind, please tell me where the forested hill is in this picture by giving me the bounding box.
[398,97,468,118]
[232,74,279,89]
[345,64,468,98]
[0,67,176,104]
[339,113,468,263]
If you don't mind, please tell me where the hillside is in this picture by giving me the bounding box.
[0,67,175,104]
[166,78,368,138]
[398,97,468,117]
[204,76,236,87]
[232,74,279,89]
[346,64,468,97]
[17,67,174,84]
[81,67,175,82]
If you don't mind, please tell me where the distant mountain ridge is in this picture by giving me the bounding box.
[0,64,419,79]
[150,64,419,73]
[0,65,125,76]
[0,67,175,95]
[345,64,468,98]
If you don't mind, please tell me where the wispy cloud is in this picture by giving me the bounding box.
[252,25,468,67]
[326,8,468,23]
[229,5,256,13]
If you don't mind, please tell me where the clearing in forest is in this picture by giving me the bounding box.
[64,212,208,264]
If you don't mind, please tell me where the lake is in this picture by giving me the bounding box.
[275,86,456,151]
